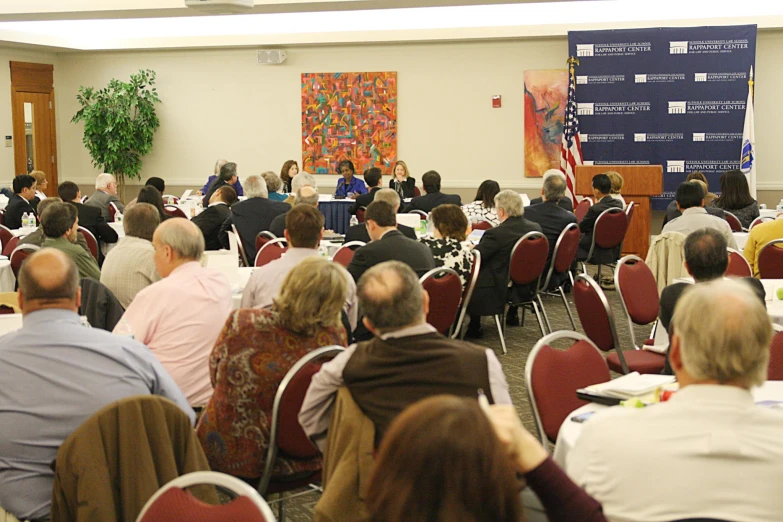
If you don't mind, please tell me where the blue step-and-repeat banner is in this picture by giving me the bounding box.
[568,25,756,209]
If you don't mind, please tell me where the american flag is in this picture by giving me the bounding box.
[560,64,583,203]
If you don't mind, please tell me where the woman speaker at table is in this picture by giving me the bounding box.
[334,160,368,199]
[389,160,416,199]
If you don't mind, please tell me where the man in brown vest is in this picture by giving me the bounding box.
[298,260,511,447]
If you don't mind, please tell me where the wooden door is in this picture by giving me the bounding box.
[10,61,58,196]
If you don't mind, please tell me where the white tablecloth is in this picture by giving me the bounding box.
[553,380,783,467]
[0,260,14,292]
[231,266,257,310]
[759,208,781,219]
[733,231,749,250]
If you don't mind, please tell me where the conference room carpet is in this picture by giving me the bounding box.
[269,285,651,520]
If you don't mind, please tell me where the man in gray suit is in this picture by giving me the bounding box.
[85,173,125,222]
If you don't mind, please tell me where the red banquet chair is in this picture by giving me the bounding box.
[257,347,344,517]
[0,209,5,226]
[724,211,744,232]
[758,239,783,279]
[408,209,428,219]
[162,195,180,205]
[2,235,19,258]
[525,331,611,445]
[749,216,774,230]
[574,198,592,222]
[0,225,14,257]
[254,238,287,267]
[10,244,40,279]
[472,221,493,231]
[625,201,635,227]
[538,223,580,330]
[78,226,99,261]
[420,267,463,335]
[164,205,188,219]
[413,186,422,197]
[137,471,276,522]
[581,207,628,282]
[356,207,367,224]
[108,201,121,222]
[453,250,481,340]
[332,241,365,268]
[768,325,783,381]
[726,248,752,278]
[573,273,665,375]
[495,231,549,355]
[230,224,249,267]
[255,231,277,254]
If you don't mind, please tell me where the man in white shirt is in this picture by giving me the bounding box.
[662,181,737,249]
[84,173,125,222]
[568,278,782,522]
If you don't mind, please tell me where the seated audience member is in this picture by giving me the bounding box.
[100,203,161,309]
[269,186,319,238]
[126,177,167,206]
[389,160,416,199]
[419,204,474,287]
[31,170,48,207]
[576,173,623,260]
[19,197,91,254]
[219,174,290,262]
[137,185,171,223]
[687,171,718,205]
[335,160,368,198]
[299,261,511,446]
[529,170,575,212]
[663,173,724,227]
[262,171,289,201]
[5,174,38,229]
[403,170,461,213]
[0,249,192,522]
[118,218,232,408]
[283,172,317,206]
[41,202,101,280]
[605,171,626,209]
[197,257,348,480]
[466,190,542,337]
[662,181,737,249]
[346,201,435,282]
[280,159,299,193]
[569,278,782,522]
[525,174,579,287]
[350,167,383,214]
[744,214,783,277]
[344,188,417,243]
[242,205,358,329]
[85,173,124,222]
[58,181,119,253]
[711,169,759,229]
[192,185,237,251]
[201,159,244,197]
[369,397,606,522]
[461,180,501,225]
[203,161,240,207]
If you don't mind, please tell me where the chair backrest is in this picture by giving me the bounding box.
[572,274,628,373]
[0,210,5,227]
[750,216,774,229]
[254,238,288,267]
[724,211,743,232]
[472,221,493,230]
[625,200,635,226]
[78,226,99,260]
[540,223,579,291]
[230,224,249,267]
[419,267,463,335]
[0,225,13,255]
[258,346,344,496]
[725,248,752,278]
[162,195,180,205]
[768,325,783,381]
[108,201,120,222]
[255,231,277,254]
[508,231,548,287]
[525,331,611,444]
[452,249,481,338]
[136,471,276,522]
[80,195,88,204]
[614,256,659,349]
[332,241,365,267]
[2,234,19,258]
[593,207,628,249]
[574,198,592,222]
[164,205,188,219]
[413,186,421,197]
[758,239,783,279]
[10,244,39,278]
[409,209,428,218]
[356,207,367,223]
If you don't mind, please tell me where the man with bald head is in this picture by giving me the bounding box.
[299,261,511,447]
[118,218,232,409]
[269,185,321,238]
[0,249,192,522]
[343,188,417,243]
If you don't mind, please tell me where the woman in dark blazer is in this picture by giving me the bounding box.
[389,160,417,199]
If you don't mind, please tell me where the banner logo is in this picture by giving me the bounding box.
[576,74,625,85]
[692,132,743,142]
[636,133,684,143]
[695,73,707,82]
[670,41,689,54]
[593,160,651,165]
[669,101,687,114]
[635,73,686,84]
[667,160,685,173]
[577,42,652,57]
[694,72,747,82]
[634,133,646,142]
[581,133,624,143]
[671,39,750,55]
[668,160,741,173]
[577,103,594,116]
[579,102,651,115]
[576,44,594,57]
[693,133,705,142]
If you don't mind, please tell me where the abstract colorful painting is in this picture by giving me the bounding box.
[524,70,568,178]
[301,72,397,175]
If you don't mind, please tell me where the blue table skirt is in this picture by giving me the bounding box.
[320,200,354,235]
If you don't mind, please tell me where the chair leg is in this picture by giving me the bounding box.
[568,269,575,287]
[531,300,547,337]
[278,496,286,522]
[494,314,507,355]
[596,264,602,281]
[520,305,526,327]
[559,285,577,330]
[536,295,552,333]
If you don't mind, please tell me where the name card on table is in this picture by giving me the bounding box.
[203,250,239,288]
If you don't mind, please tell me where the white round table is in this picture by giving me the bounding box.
[553,380,783,467]
[0,259,14,292]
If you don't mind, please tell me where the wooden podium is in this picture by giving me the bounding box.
[574,165,663,258]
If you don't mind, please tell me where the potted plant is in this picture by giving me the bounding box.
[72,69,161,199]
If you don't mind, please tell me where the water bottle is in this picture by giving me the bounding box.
[21,212,29,228]
[419,220,427,236]
[115,212,123,223]
[777,199,783,211]
[28,213,34,228]
[349,215,358,227]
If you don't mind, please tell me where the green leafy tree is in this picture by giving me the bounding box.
[72,69,161,198]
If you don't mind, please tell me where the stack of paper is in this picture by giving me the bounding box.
[583,372,676,400]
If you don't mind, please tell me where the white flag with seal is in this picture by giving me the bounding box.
[741,66,756,198]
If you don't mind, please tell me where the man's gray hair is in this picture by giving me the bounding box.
[95,173,115,190]
[124,202,160,242]
[156,219,205,261]
[243,174,268,199]
[374,188,401,211]
[672,278,772,388]
[494,190,524,217]
[292,172,317,193]
[261,171,282,193]
[214,159,227,175]
[543,175,567,202]
[542,169,566,182]
[295,187,319,207]
[357,261,424,334]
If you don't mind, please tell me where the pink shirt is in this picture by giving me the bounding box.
[118,261,232,406]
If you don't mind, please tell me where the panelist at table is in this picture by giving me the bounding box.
[334,160,368,198]
[403,171,461,214]
[389,160,416,199]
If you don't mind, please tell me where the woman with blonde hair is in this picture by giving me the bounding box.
[605,171,626,209]
[389,160,416,199]
[30,170,48,203]
[280,159,299,193]
[196,256,348,480]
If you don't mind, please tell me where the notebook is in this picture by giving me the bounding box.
[180,189,193,200]
[581,372,676,400]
